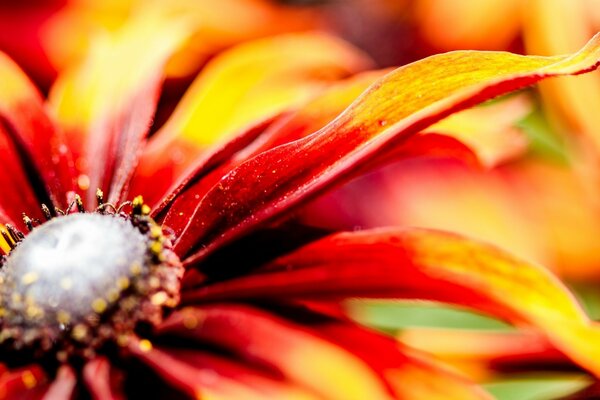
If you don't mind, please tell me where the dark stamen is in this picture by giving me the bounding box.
[75,194,85,213]
[5,224,23,244]
[96,189,104,207]
[1,230,15,250]
[41,204,52,220]
[22,214,33,231]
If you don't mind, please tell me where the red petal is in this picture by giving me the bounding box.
[83,357,125,400]
[42,366,76,400]
[0,365,47,399]
[155,304,491,399]
[399,328,569,374]
[184,228,600,377]
[128,338,320,400]
[0,51,74,214]
[170,33,600,263]
[156,305,396,400]
[152,70,384,221]
[139,33,373,211]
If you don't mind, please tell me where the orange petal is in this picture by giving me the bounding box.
[42,0,322,77]
[423,93,532,166]
[399,328,568,381]
[171,33,600,262]
[414,0,521,51]
[185,227,600,378]
[522,0,600,150]
[156,304,489,400]
[133,32,372,206]
[48,8,192,204]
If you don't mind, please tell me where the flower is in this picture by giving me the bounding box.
[1,10,600,400]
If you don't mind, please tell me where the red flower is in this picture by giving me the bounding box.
[1,13,600,399]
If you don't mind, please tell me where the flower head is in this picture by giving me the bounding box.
[1,9,600,399]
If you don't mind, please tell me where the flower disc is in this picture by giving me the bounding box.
[0,212,182,359]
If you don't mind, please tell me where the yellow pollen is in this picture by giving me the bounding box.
[150,241,162,254]
[72,324,88,341]
[117,276,130,290]
[150,225,162,238]
[139,339,153,352]
[130,263,142,276]
[132,195,144,207]
[21,272,39,285]
[11,293,21,304]
[107,289,120,303]
[21,371,37,389]
[91,298,107,314]
[26,305,44,319]
[57,311,71,324]
[141,205,151,215]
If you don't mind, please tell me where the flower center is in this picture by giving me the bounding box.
[0,209,182,361]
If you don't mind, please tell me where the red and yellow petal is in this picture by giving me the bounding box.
[154,304,489,399]
[135,33,373,208]
[0,365,47,399]
[129,339,321,400]
[185,227,600,378]
[83,357,125,400]
[168,33,600,262]
[48,8,191,205]
[0,51,75,213]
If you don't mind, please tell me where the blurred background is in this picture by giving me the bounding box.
[2,1,600,398]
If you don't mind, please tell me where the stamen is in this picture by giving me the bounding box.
[96,189,104,207]
[22,214,33,232]
[75,194,85,213]
[5,224,24,243]
[41,204,52,220]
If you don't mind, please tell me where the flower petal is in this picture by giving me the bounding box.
[83,357,125,400]
[48,9,191,205]
[422,93,532,167]
[183,228,600,377]
[0,365,47,399]
[399,328,569,378]
[171,33,600,262]
[128,339,320,400]
[150,70,384,217]
[156,304,490,399]
[0,51,74,213]
[156,304,397,400]
[42,366,76,400]
[135,33,373,208]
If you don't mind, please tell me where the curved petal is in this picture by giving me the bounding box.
[184,227,600,378]
[170,33,600,263]
[42,366,76,400]
[128,338,320,400]
[0,51,74,213]
[83,357,125,400]
[156,304,397,400]
[399,328,569,378]
[48,9,192,205]
[422,93,532,167]
[134,33,373,208]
